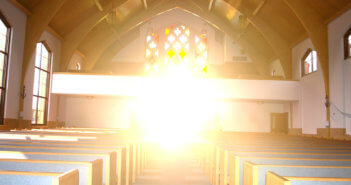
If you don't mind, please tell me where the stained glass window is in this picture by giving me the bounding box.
[195,32,208,73]
[32,42,51,125]
[0,13,10,125]
[145,30,159,74]
[302,49,317,76]
[145,24,208,76]
[164,25,190,65]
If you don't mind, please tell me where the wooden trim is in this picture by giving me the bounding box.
[344,28,351,60]
[266,171,290,185]
[324,2,351,25]
[9,0,32,15]
[0,170,61,176]
[56,169,79,185]
[46,27,64,41]
[0,11,12,125]
[285,176,351,181]
[252,0,266,17]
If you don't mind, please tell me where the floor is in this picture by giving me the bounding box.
[134,144,211,185]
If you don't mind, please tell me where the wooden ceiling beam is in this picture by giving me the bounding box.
[252,0,266,17]
[324,1,351,24]
[60,0,127,71]
[9,0,32,15]
[10,0,63,40]
[142,0,148,10]
[94,0,104,12]
[283,0,331,126]
[46,26,64,40]
[208,0,216,11]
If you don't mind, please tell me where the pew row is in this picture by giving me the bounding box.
[0,144,126,185]
[0,150,116,185]
[215,146,351,185]
[230,155,351,185]
[243,162,351,185]
[0,169,79,185]
[266,171,351,185]
[0,158,102,185]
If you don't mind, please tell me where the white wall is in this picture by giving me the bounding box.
[292,38,326,134]
[63,96,131,128]
[23,30,61,122]
[220,101,288,132]
[0,0,27,119]
[328,8,351,134]
[61,95,289,132]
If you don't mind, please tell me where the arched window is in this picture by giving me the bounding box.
[0,12,11,125]
[32,42,51,125]
[344,28,351,59]
[301,49,318,76]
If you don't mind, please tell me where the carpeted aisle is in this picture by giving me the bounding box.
[134,145,211,185]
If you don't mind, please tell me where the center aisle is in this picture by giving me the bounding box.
[134,144,211,185]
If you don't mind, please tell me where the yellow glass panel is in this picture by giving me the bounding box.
[179,49,187,59]
[165,28,170,35]
[146,49,151,57]
[185,29,190,36]
[168,49,175,58]
[203,65,207,73]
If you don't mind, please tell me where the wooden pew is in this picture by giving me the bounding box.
[0,143,128,185]
[0,169,79,185]
[220,150,351,185]
[231,156,351,185]
[0,150,116,185]
[214,146,351,185]
[0,158,102,185]
[0,131,137,185]
[243,162,351,185]
[266,171,351,185]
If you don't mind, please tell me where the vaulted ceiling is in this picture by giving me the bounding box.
[13,0,351,79]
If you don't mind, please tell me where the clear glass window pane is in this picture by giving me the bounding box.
[312,51,318,72]
[0,53,4,86]
[31,96,38,124]
[33,68,40,95]
[37,98,45,125]
[41,56,48,70]
[35,43,42,67]
[37,110,43,124]
[0,20,6,52]
[0,33,6,52]
[39,71,47,97]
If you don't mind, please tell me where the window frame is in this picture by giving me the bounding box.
[0,12,11,125]
[344,27,351,60]
[301,48,318,77]
[32,41,52,125]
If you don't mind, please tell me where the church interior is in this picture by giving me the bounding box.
[1,0,351,185]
